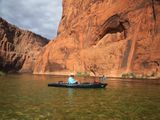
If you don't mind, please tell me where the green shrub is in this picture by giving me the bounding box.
[122,72,160,79]
[76,72,82,77]
[76,71,90,77]
[0,71,5,76]
[121,72,136,78]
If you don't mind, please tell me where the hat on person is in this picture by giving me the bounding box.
[70,73,75,77]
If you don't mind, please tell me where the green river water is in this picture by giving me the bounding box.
[0,74,160,120]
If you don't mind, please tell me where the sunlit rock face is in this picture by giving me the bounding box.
[34,0,160,77]
[0,17,49,73]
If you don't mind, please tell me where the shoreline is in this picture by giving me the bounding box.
[1,71,159,80]
[33,72,160,80]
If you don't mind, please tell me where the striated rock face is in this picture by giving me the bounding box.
[34,0,160,77]
[0,17,49,73]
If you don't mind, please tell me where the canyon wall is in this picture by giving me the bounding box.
[0,17,49,73]
[34,0,160,77]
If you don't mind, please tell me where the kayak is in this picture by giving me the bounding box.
[48,82,107,88]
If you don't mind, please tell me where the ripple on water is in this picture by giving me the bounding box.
[0,74,160,120]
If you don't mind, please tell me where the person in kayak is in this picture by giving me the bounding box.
[68,74,78,84]
[101,75,107,81]
[99,75,107,82]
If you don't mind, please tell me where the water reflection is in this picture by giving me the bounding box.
[33,74,50,81]
[67,88,74,98]
[0,74,160,120]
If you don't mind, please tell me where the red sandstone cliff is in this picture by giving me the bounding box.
[34,0,160,77]
[0,17,49,73]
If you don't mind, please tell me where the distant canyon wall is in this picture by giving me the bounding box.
[34,0,160,77]
[0,18,49,73]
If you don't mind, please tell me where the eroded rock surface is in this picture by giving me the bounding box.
[34,0,160,77]
[0,17,49,73]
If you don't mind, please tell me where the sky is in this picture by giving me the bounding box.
[0,0,62,39]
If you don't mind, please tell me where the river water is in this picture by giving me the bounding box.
[0,74,159,120]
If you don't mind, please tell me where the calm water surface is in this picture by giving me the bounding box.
[0,74,160,120]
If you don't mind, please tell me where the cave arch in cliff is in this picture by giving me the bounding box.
[98,14,130,40]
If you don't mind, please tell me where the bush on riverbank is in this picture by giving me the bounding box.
[121,72,136,78]
[121,72,160,79]
[0,71,5,76]
[76,71,90,77]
